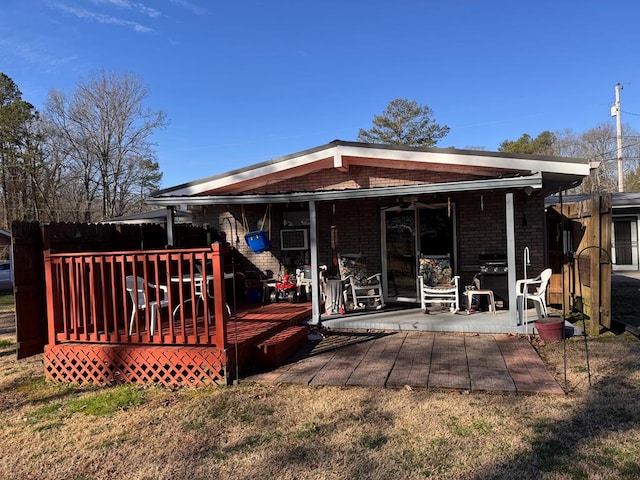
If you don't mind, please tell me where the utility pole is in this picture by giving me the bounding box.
[611,83,624,192]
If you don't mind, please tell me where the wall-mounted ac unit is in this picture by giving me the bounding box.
[280,229,309,250]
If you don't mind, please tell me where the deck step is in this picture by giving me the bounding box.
[254,325,308,367]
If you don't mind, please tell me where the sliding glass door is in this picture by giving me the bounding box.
[384,209,416,301]
[383,204,455,302]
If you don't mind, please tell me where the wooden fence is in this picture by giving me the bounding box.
[547,193,612,335]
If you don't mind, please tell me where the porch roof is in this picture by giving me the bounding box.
[147,172,546,206]
[149,140,590,204]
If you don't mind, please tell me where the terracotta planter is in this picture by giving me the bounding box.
[535,317,564,342]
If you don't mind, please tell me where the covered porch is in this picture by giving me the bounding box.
[148,141,591,335]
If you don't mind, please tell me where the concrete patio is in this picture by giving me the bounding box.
[319,304,579,336]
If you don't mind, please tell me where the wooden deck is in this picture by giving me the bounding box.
[246,331,565,395]
[226,302,313,375]
[43,302,313,386]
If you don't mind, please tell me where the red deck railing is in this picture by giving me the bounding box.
[43,243,230,349]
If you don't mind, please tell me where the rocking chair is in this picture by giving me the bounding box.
[337,253,385,310]
[418,255,460,313]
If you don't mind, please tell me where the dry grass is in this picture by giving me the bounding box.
[1,302,640,479]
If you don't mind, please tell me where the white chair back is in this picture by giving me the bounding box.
[125,275,147,307]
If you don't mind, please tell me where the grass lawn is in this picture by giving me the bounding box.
[1,294,639,479]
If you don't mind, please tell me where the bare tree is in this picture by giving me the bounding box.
[45,71,167,221]
[555,124,640,193]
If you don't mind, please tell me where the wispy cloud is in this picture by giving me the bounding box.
[93,0,161,18]
[0,36,78,71]
[52,3,153,33]
[168,0,207,16]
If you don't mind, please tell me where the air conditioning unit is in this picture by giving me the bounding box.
[280,229,309,250]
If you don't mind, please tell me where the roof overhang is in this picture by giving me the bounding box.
[546,192,640,209]
[147,173,545,207]
[101,208,193,224]
[151,140,590,198]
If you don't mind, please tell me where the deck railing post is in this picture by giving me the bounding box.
[43,249,57,345]
[210,243,228,351]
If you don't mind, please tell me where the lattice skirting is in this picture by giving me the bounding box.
[44,343,228,387]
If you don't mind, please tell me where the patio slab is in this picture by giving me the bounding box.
[320,305,580,336]
[246,331,565,395]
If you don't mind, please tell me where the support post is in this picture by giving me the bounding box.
[589,193,601,335]
[43,249,57,347]
[308,200,321,325]
[166,207,175,247]
[211,243,228,351]
[506,193,519,326]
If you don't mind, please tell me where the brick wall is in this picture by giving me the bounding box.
[456,191,546,286]
[189,187,547,295]
[244,165,481,194]
[191,200,385,279]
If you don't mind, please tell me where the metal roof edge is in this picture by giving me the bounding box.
[545,192,640,208]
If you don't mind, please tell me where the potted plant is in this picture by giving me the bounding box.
[535,316,565,342]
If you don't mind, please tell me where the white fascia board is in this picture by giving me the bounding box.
[164,146,338,196]
[337,145,590,176]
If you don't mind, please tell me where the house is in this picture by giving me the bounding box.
[147,140,591,327]
[15,140,594,387]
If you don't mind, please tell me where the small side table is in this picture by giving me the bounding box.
[465,289,496,315]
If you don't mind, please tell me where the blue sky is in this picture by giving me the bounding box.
[2,1,640,188]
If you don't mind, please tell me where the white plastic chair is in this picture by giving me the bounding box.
[126,275,169,335]
[516,268,552,321]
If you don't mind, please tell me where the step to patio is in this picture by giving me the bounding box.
[254,325,308,368]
